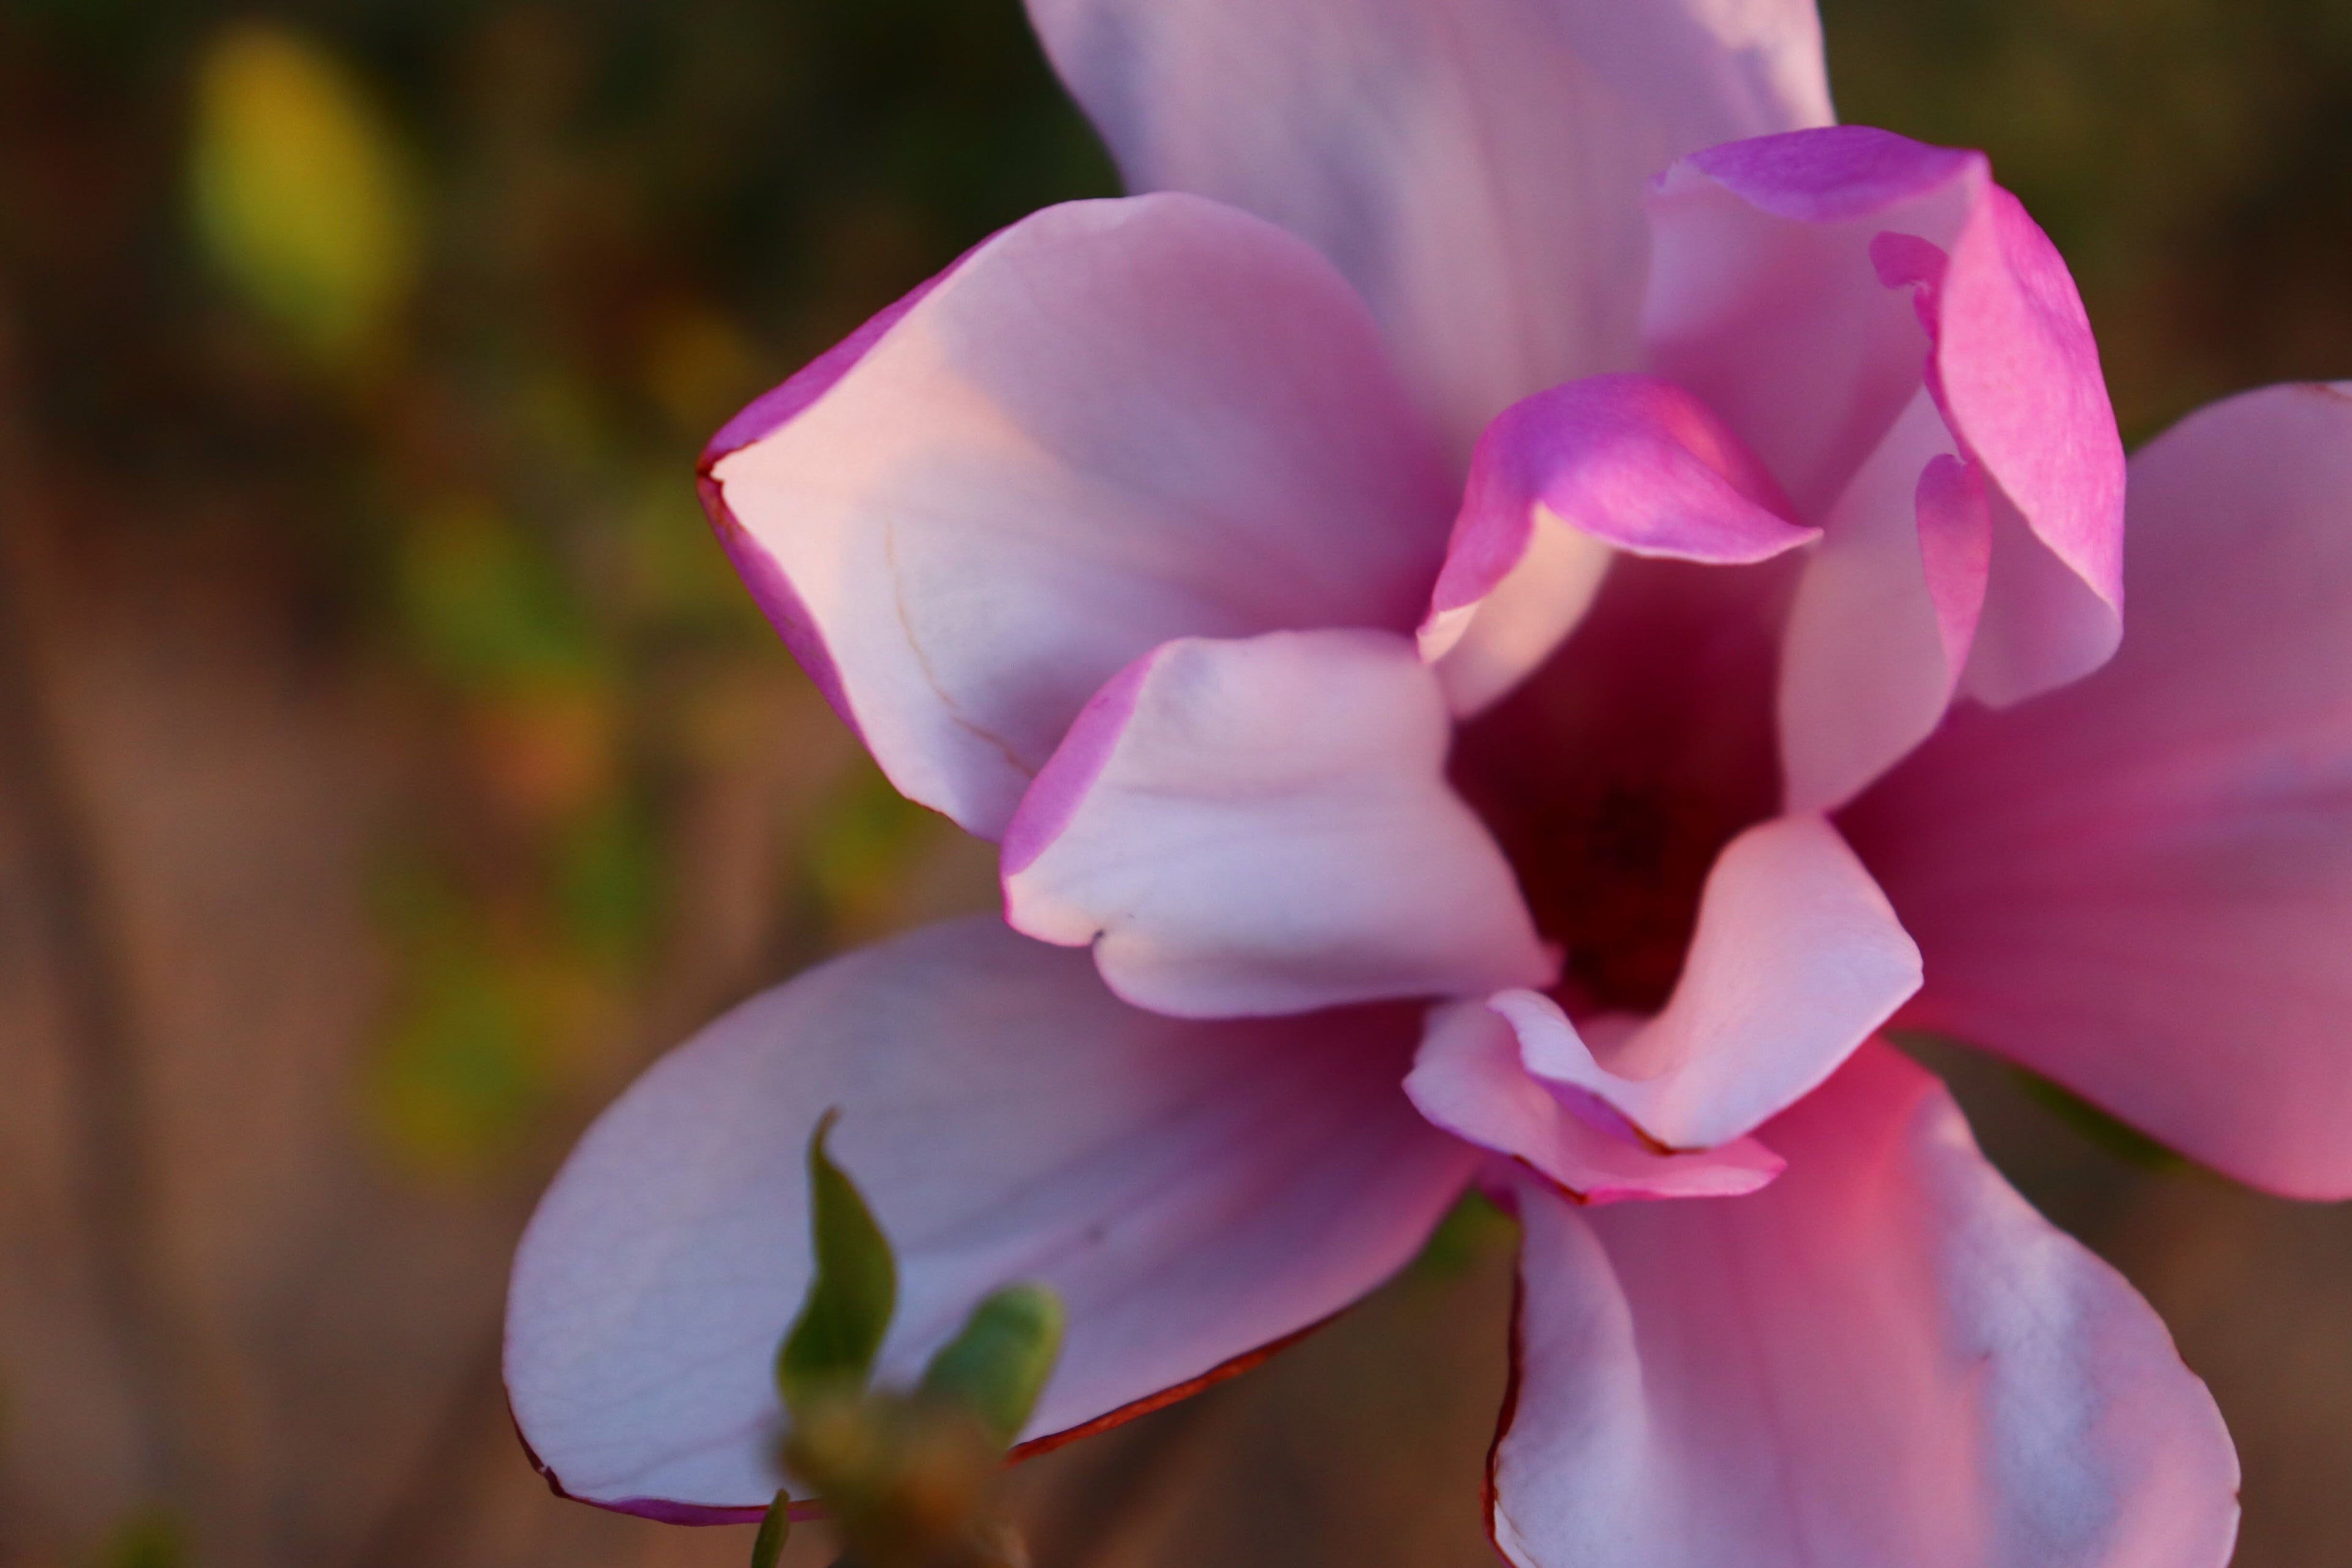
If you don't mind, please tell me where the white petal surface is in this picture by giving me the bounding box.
[1491,1044,2240,1568]
[1028,0,1833,453]
[706,195,1454,837]
[1003,630,1550,1017]
[507,918,1475,1518]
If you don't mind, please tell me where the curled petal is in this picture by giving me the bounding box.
[1420,375,1817,715]
[1646,127,1984,521]
[506,918,1475,1518]
[1779,391,1992,810]
[1405,1001,1784,1204]
[1847,382,2352,1199]
[1490,1044,2240,1568]
[1512,814,1921,1149]
[1003,629,1550,1017]
[1647,127,2122,799]
[1936,188,2125,705]
[703,194,1454,838]
[1028,0,1833,453]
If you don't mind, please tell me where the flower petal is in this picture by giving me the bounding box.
[1512,814,1921,1148]
[1845,382,2352,1199]
[703,194,1455,838]
[507,917,1474,1518]
[1937,187,2126,707]
[1645,127,1983,521]
[1405,1000,1784,1204]
[1002,629,1551,1018]
[1027,0,1833,453]
[1490,1043,2240,1568]
[1647,127,2122,799]
[1779,391,1992,810]
[1420,375,1818,715]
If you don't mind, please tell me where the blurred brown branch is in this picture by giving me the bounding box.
[0,288,205,1540]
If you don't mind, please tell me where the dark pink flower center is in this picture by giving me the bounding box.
[1449,555,1790,1014]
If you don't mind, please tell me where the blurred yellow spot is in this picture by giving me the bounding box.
[189,23,420,369]
[642,299,760,434]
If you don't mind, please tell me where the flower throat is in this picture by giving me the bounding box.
[1448,556,1787,1016]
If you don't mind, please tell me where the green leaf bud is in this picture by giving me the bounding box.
[918,1283,1065,1452]
[777,1110,898,1417]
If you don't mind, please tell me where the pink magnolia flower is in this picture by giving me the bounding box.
[507,4,2350,1562]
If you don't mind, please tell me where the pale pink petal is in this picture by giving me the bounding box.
[695,255,973,738]
[703,194,1455,839]
[1490,1043,2240,1568]
[1406,1001,1784,1204]
[1003,630,1550,1018]
[1779,391,1992,810]
[1513,815,1920,1148]
[507,918,1474,1519]
[1845,382,2352,1199]
[1027,0,1832,453]
[1419,375,1817,715]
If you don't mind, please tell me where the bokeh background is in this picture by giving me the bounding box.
[2,2,2348,1564]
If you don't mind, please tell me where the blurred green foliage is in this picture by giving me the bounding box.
[367,856,582,1173]
[391,499,600,690]
[5,0,2350,1189]
[1411,1188,1520,1280]
[804,769,948,941]
[91,1509,182,1568]
[6,0,1113,1178]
